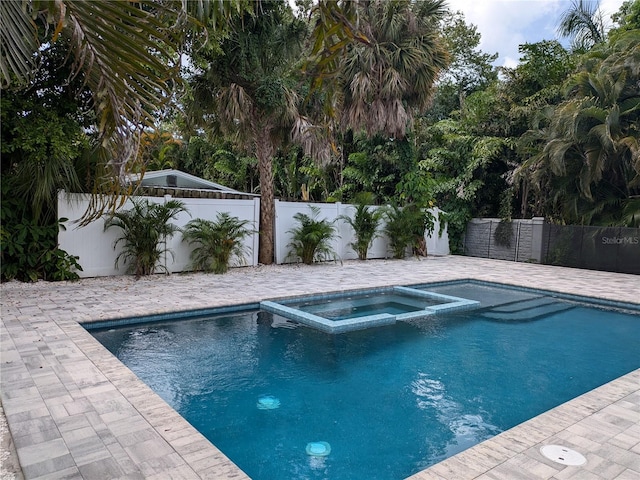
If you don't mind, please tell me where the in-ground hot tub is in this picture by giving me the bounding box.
[260,286,479,333]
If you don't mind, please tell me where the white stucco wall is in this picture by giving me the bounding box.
[58,192,260,277]
[58,192,450,277]
[275,201,449,264]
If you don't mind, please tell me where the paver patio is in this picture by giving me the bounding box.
[1,256,639,479]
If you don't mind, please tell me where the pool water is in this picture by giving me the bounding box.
[90,283,640,480]
[295,292,439,320]
[308,299,421,319]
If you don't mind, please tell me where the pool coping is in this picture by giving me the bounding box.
[1,256,639,479]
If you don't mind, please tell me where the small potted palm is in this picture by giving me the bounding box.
[287,206,338,265]
[182,213,254,274]
[339,192,383,260]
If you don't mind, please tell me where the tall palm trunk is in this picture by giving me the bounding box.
[256,127,276,264]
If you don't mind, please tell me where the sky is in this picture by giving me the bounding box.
[445,0,626,68]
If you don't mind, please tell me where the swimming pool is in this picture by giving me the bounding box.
[88,281,640,480]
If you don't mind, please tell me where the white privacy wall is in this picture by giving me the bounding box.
[58,192,449,278]
[274,200,450,264]
[58,192,260,277]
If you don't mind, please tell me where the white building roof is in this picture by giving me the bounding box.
[127,169,258,196]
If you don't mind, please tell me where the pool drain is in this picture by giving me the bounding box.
[540,445,586,466]
[256,395,280,409]
[306,441,331,457]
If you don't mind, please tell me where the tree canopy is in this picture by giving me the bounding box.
[2,0,638,280]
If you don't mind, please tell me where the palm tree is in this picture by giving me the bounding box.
[338,0,449,139]
[304,0,370,98]
[104,198,187,276]
[187,1,308,264]
[287,206,338,264]
[1,0,246,223]
[557,0,607,51]
[517,30,640,226]
[338,192,383,260]
[383,203,434,258]
[2,0,372,228]
[183,214,254,274]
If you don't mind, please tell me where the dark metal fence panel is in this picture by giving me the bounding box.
[464,219,640,274]
[542,225,640,274]
[542,224,583,268]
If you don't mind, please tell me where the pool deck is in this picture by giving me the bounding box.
[1,256,639,479]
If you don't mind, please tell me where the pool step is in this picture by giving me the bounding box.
[490,296,557,312]
[482,297,574,322]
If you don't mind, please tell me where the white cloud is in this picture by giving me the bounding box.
[502,56,520,69]
[445,0,626,67]
[599,0,625,20]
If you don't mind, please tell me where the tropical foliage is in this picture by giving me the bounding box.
[1,182,82,282]
[383,204,435,259]
[609,0,640,35]
[334,134,416,201]
[339,193,383,260]
[516,30,640,226]
[557,0,607,51]
[1,0,247,222]
[187,1,309,265]
[304,0,370,93]
[1,37,88,282]
[287,206,338,265]
[0,216,82,282]
[183,214,254,274]
[338,0,449,138]
[428,10,498,121]
[104,199,187,276]
[1,37,93,225]
[2,0,638,281]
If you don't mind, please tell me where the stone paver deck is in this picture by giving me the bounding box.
[1,256,639,479]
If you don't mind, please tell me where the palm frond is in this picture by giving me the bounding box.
[339,0,448,138]
[557,0,606,50]
[304,0,371,92]
[338,195,382,260]
[0,0,40,87]
[104,198,187,276]
[287,206,338,264]
[183,213,253,273]
[2,0,246,225]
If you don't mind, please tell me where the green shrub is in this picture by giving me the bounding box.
[437,206,470,254]
[383,204,435,259]
[183,213,254,274]
[1,212,82,282]
[104,198,187,276]
[339,193,383,260]
[287,206,338,265]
